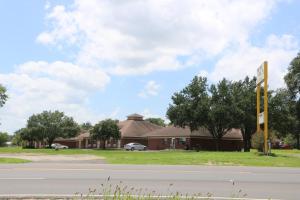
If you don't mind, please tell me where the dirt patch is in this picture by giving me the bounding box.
[0,153,105,163]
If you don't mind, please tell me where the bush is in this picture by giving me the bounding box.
[283,134,297,148]
[251,131,264,152]
[251,130,276,152]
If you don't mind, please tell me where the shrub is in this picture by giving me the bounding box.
[283,134,297,148]
[251,131,264,152]
[251,130,276,152]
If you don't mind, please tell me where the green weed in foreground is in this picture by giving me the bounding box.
[0,157,30,163]
[0,147,300,167]
[74,177,248,200]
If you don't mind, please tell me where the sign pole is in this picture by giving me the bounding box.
[256,61,268,154]
[263,61,268,154]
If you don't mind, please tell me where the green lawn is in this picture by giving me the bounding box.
[0,157,30,164]
[0,147,300,167]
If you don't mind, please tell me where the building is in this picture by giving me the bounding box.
[146,125,243,151]
[54,113,243,151]
[118,113,162,147]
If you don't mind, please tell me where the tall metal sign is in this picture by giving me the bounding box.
[256,61,268,154]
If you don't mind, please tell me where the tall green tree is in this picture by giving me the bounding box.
[0,132,9,147]
[284,52,300,149]
[269,89,297,143]
[17,128,36,148]
[167,76,210,132]
[0,84,8,108]
[91,119,121,149]
[207,79,239,150]
[26,111,80,148]
[145,118,166,127]
[231,77,257,151]
[12,131,23,146]
[167,76,239,150]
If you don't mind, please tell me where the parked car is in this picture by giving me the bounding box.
[51,143,69,149]
[279,143,292,149]
[124,143,147,151]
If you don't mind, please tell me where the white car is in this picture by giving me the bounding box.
[124,143,147,151]
[51,143,69,149]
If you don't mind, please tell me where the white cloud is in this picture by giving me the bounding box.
[198,70,209,78]
[109,107,121,119]
[138,81,160,98]
[45,1,51,10]
[0,61,110,133]
[208,34,299,89]
[141,108,169,124]
[141,108,163,119]
[36,32,54,44]
[37,0,278,75]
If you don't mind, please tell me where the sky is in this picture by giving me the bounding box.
[0,0,300,134]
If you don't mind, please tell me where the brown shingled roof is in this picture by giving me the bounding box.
[146,125,191,137]
[222,128,243,139]
[146,125,243,140]
[118,118,163,138]
[75,131,90,139]
[126,113,144,121]
[54,131,90,142]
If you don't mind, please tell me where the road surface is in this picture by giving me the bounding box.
[0,162,299,199]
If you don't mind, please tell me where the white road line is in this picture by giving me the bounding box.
[0,178,46,180]
[12,168,104,171]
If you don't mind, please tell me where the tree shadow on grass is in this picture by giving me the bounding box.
[254,152,291,158]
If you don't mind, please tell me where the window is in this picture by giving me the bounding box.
[179,137,186,145]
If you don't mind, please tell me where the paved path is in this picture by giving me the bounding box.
[0,162,299,199]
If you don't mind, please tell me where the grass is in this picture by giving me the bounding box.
[0,147,300,167]
[76,177,247,200]
[0,157,30,164]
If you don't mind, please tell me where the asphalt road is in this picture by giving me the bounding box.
[0,162,299,200]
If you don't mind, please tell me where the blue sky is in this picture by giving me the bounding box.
[0,0,299,133]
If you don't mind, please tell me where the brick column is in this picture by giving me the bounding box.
[85,139,88,149]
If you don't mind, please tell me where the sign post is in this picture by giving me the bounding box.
[256,61,268,154]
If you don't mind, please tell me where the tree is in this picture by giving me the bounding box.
[145,118,165,127]
[284,52,300,99]
[231,77,257,151]
[167,76,238,150]
[0,132,9,147]
[91,119,121,149]
[206,79,239,150]
[26,111,80,148]
[12,131,23,146]
[0,84,8,108]
[269,89,297,137]
[284,52,300,149]
[17,128,35,148]
[167,76,210,132]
